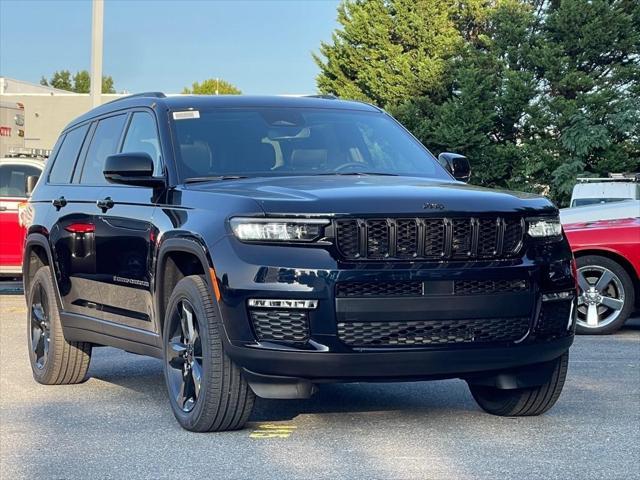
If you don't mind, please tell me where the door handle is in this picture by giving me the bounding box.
[96,196,114,212]
[52,196,67,210]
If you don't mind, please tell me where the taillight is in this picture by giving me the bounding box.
[65,223,95,234]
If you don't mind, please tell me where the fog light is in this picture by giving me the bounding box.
[541,291,574,302]
[248,299,318,309]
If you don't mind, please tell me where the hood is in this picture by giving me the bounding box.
[187,175,556,216]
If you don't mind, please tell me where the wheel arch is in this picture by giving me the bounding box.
[22,233,57,300]
[155,236,221,336]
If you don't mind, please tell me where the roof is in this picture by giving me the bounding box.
[64,93,381,131]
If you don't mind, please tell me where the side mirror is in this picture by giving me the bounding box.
[438,152,471,182]
[103,152,165,188]
[25,175,39,197]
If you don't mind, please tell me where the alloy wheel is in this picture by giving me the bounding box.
[30,283,51,369]
[576,265,625,329]
[166,299,203,413]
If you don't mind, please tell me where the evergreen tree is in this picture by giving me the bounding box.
[318,0,640,204]
[314,0,464,107]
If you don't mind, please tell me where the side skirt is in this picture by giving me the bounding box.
[61,311,163,359]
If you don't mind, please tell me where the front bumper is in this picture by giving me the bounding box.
[210,235,576,381]
[227,335,573,381]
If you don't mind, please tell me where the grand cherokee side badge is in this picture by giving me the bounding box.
[423,202,445,210]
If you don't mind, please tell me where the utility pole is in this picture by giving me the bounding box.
[90,0,104,108]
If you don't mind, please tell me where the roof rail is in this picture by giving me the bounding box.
[104,92,166,105]
[304,94,338,100]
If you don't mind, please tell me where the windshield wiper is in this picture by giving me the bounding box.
[316,172,399,176]
[184,175,249,184]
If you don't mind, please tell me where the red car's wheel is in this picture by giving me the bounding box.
[575,255,635,335]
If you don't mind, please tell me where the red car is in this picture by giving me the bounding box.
[0,155,45,277]
[564,217,640,334]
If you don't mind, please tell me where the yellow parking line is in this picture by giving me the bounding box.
[249,424,297,439]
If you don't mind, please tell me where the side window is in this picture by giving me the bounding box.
[121,112,162,175]
[79,114,127,185]
[0,164,42,198]
[48,124,89,184]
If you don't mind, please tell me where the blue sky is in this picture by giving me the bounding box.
[0,0,341,94]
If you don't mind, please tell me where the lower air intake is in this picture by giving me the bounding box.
[250,310,309,344]
[337,317,529,347]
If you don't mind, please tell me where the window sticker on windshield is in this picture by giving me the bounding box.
[173,111,200,120]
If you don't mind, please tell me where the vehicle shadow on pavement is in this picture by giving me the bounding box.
[85,348,477,423]
[250,380,476,423]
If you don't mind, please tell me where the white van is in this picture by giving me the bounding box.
[570,175,639,207]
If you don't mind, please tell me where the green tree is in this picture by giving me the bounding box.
[393,0,541,191]
[527,0,640,202]
[319,0,640,204]
[73,70,91,93]
[101,75,116,94]
[314,0,466,108]
[41,70,117,93]
[49,70,73,91]
[183,78,241,95]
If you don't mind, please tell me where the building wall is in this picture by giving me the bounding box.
[0,94,125,150]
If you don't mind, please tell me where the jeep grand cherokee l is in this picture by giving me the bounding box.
[23,93,577,432]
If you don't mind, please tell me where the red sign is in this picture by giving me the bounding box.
[0,126,12,136]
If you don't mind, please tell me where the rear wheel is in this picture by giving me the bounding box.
[163,275,255,432]
[468,353,568,416]
[27,267,92,384]
[575,255,634,335]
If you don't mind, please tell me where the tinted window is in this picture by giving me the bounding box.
[121,112,162,175]
[80,114,127,185]
[48,124,89,184]
[0,164,41,197]
[171,108,449,181]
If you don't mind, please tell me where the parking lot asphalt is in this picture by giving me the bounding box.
[1,288,639,480]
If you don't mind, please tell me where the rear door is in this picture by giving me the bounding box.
[49,116,126,320]
[0,161,43,272]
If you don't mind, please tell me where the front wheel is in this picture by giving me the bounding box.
[468,352,569,416]
[163,275,255,432]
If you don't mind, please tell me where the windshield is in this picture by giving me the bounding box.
[170,107,450,181]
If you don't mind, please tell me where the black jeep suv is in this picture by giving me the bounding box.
[23,93,577,431]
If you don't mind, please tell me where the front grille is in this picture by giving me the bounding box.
[335,216,525,261]
[535,301,572,340]
[336,281,423,298]
[250,310,309,344]
[455,279,529,295]
[337,317,529,347]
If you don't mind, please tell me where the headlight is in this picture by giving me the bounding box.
[230,217,329,242]
[527,217,562,238]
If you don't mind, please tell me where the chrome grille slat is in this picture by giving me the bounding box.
[335,216,524,261]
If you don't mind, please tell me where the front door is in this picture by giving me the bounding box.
[86,110,163,332]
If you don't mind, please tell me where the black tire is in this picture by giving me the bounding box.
[27,267,92,385]
[163,275,255,432]
[575,255,635,335]
[468,353,569,416]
